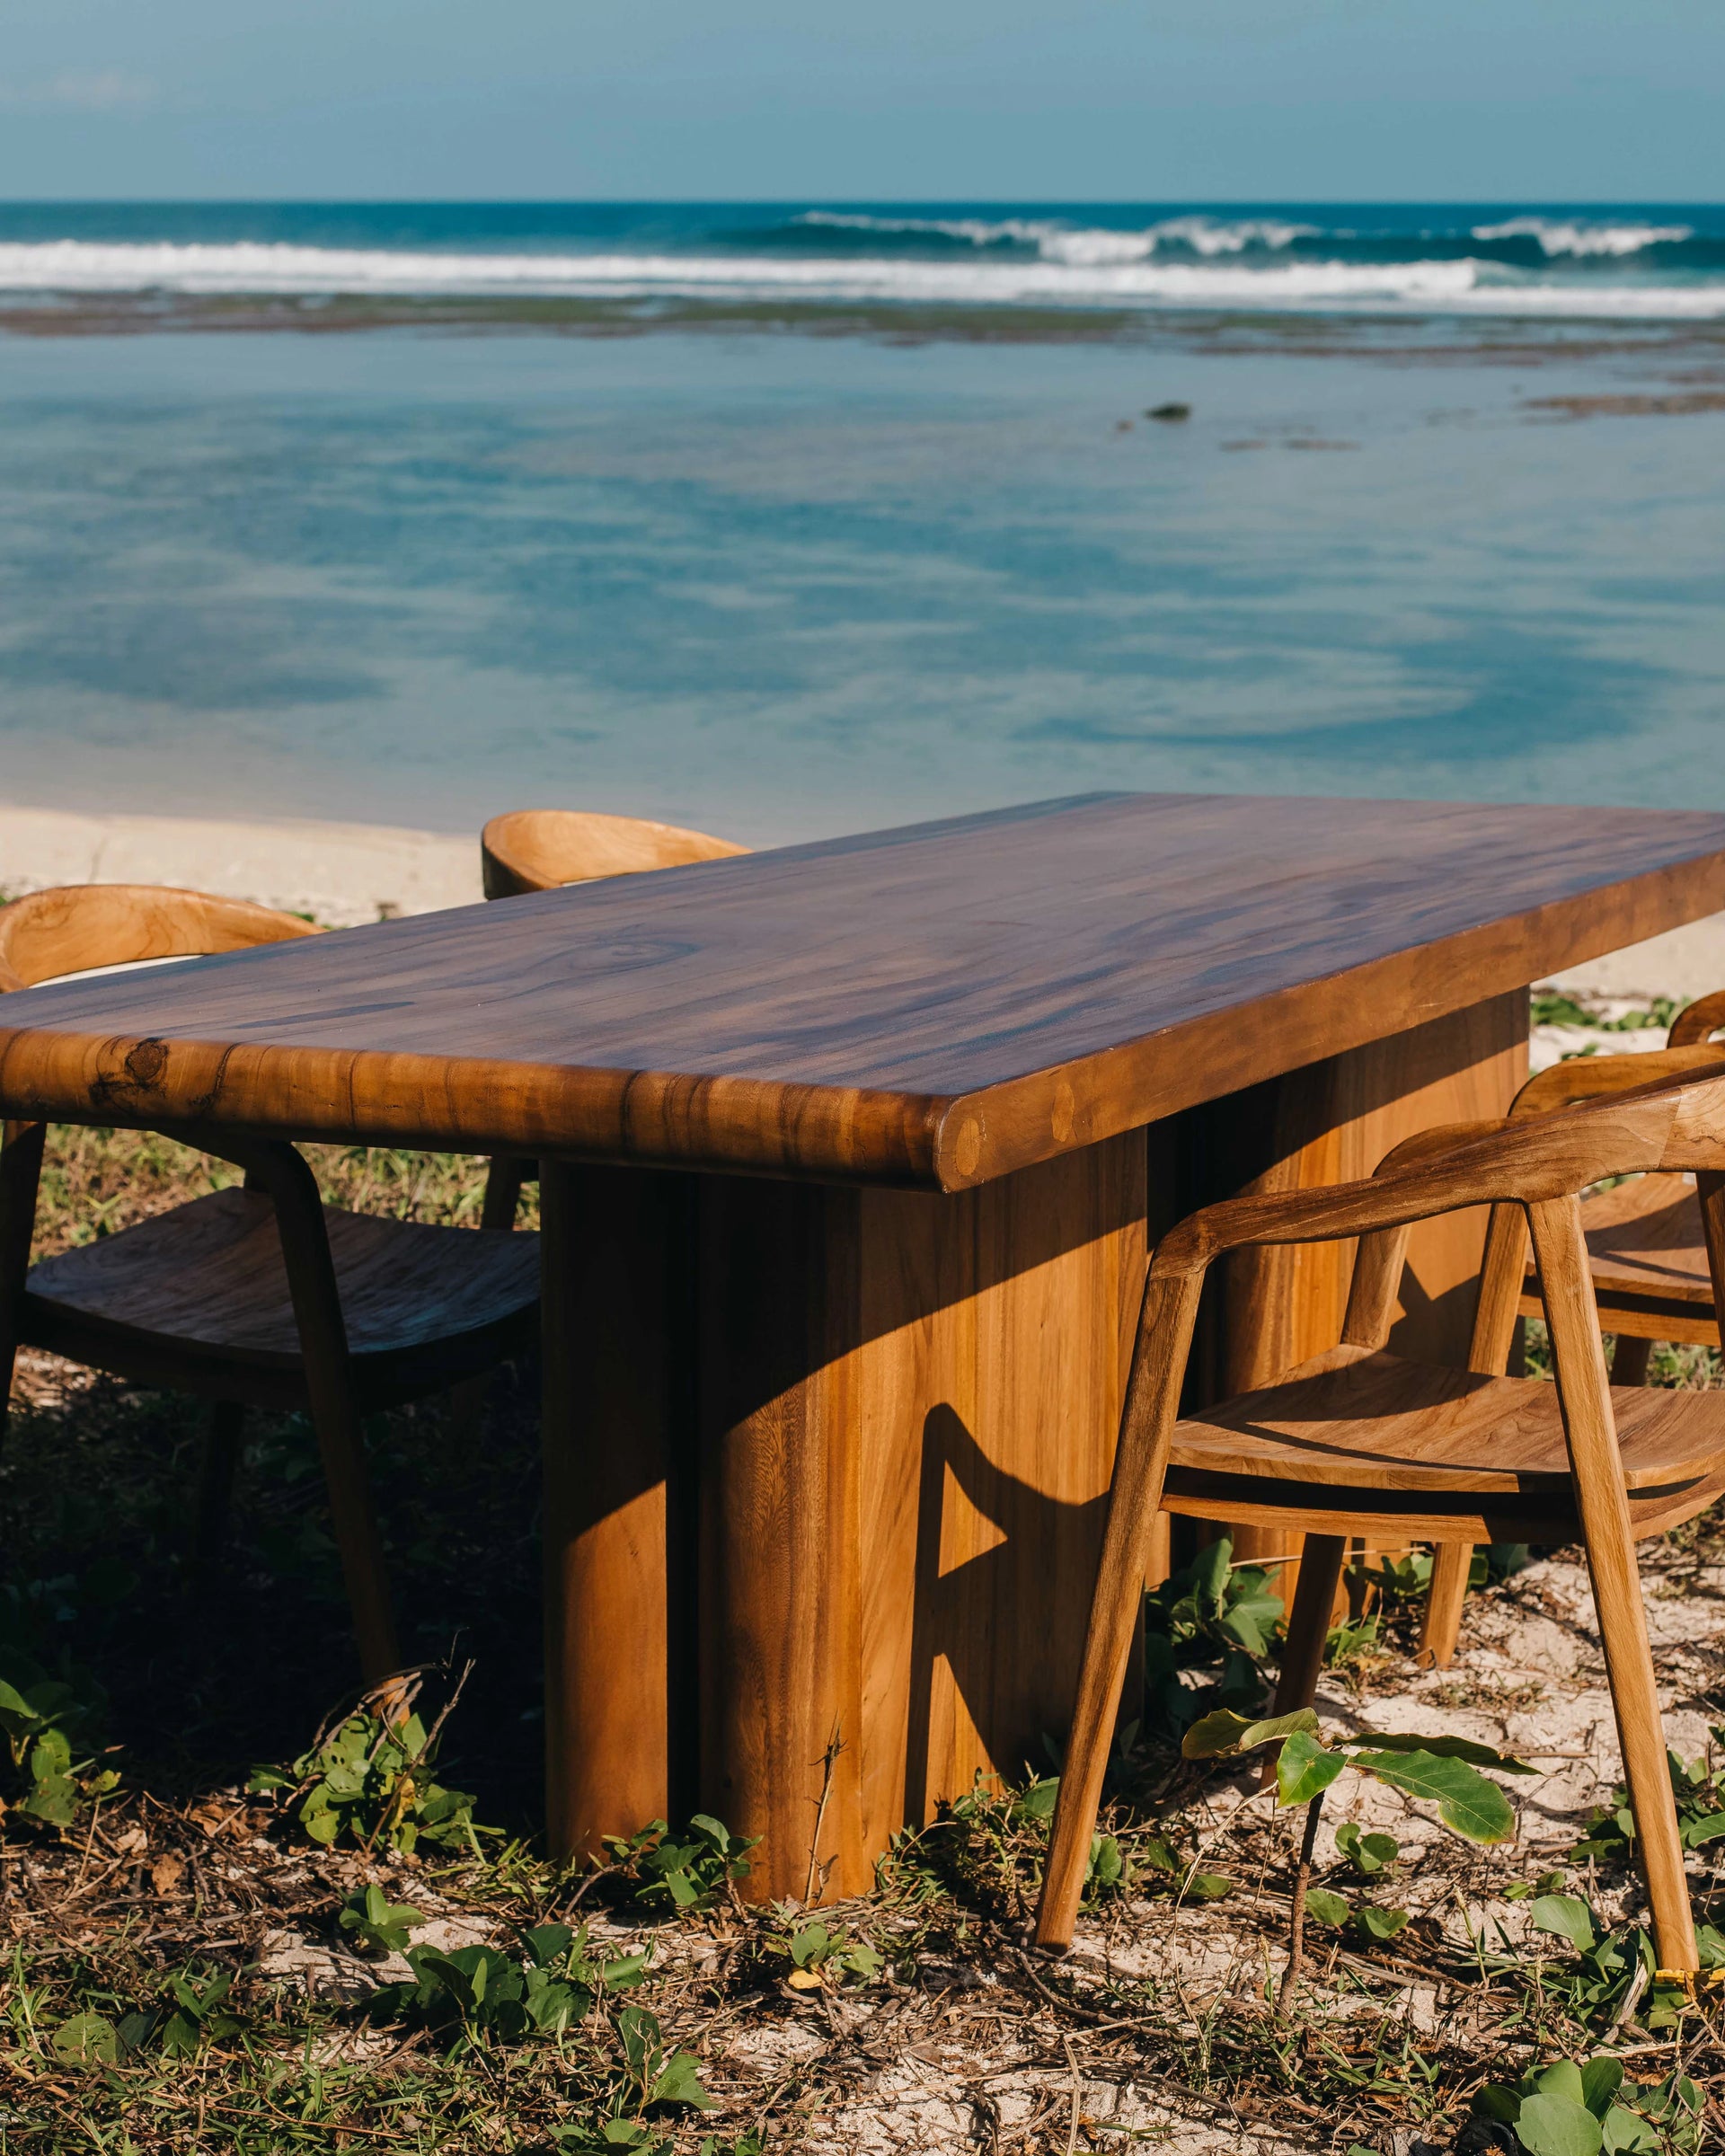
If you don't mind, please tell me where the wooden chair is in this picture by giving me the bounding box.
[0,885,541,1688]
[480,808,748,903]
[1417,996,1725,1666]
[1034,1064,1725,1973]
[475,810,749,1232]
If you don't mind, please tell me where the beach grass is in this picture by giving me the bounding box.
[0,1129,1722,2152]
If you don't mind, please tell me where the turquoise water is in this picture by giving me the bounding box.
[1,305,1722,841]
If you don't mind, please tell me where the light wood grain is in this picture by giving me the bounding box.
[542,1162,696,1859]
[481,808,747,898]
[0,881,315,993]
[686,1135,1146,1903]
[1528,1194,1697,1972]
[1036,1065,1725,1969]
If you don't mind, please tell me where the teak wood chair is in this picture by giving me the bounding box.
[479,808,748,903]
[1417,994,1725,1666]
[475,809,749,1233]
[0,884,542,1687]
[1034,1063,1725,1974]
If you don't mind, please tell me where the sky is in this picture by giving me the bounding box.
[0,0,1721,203]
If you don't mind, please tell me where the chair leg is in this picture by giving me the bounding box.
[1034,1268,1205,1951]
[1258,1533,1346,1786]
[1420,1542,1473,1668]
[1583,1514,1696,1971]
[303,1378,400,1690]
[1611,1334,1654,1386]
[481,1156,530,1233]
[1273,1533,1346,1715]
[1530,1195,1697,1974]
[235,1139,402,1690]
[191,1401,246,1579]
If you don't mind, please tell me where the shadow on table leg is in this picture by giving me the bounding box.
[903,1404,1112,1831]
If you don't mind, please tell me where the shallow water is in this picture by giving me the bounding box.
[0,323,1721,843]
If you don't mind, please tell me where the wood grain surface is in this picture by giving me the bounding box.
[533,1131,1146,1899]
[2,793,1721,1188]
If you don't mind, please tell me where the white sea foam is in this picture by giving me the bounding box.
[795,210,1317,261]
[1472,216,1693,256]
[4,239,1724,319]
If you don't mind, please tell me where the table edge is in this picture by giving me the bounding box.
[2,840,1721,1191]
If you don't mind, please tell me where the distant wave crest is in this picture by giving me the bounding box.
[795,211,1320,261]
[3,237,1725,321]
[1470,216,1694,256]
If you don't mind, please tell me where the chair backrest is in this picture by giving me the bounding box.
[480,809,748,900]
[1668,988,1725,1047]
[1508,1033,1725,1121]
[0,884,318,994]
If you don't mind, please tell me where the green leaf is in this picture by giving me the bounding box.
[1182,1707,1318,1759]
[1682,1808,1725,1846]
[1186,1872,1233,1899]
[1477,2085,1521,2125]
[1190,1538,1232,1616]
[1348,1748,1516,1842]
[1340,1728,1537,1774]
[1600,2108,1660,2154]
[1514,2090,1604,2156]
[1353,1904,1410,1941]
[522,1922,574,1969]
[1332,1824,1399,1874]
[600,2123,655,2148]
[1578,2058,1624,2118]
[1276,1730,1346,1807]
[648,2048,716,2111]
[1532,1895,1597,1952]
[1304,1888,1350,1927]
[1217,1600,1274,1657]
[51,2012,117,2065]
[1011,1779,1060,1822]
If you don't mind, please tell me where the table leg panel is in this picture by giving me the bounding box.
[696,1135,1146,1902]
[542,1161,695,1861]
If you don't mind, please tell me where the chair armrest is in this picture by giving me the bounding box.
[1151,1096,1673,1282]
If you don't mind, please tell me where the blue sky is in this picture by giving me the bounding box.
[1,0,1720,201]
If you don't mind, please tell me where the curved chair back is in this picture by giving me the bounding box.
[1669,988,1725,1047]
[480,809,748,900]
[0,884,317,994]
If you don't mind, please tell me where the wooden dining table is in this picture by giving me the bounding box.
[4,791,1725,1902]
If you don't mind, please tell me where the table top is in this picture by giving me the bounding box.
[3,792,1724,1190]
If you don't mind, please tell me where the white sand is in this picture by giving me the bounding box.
[3,798,1724,999]
[0,800,480,930]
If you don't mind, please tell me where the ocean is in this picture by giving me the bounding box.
[1,200,1722,843]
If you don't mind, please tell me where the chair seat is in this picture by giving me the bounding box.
[1161,1346,1725,1542]
[22,1188,540,1410]
[1520,1173,1716,1336]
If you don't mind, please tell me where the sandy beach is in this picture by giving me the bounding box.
[0,799,479,930]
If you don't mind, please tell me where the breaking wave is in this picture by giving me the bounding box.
[4,207,1725,322]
